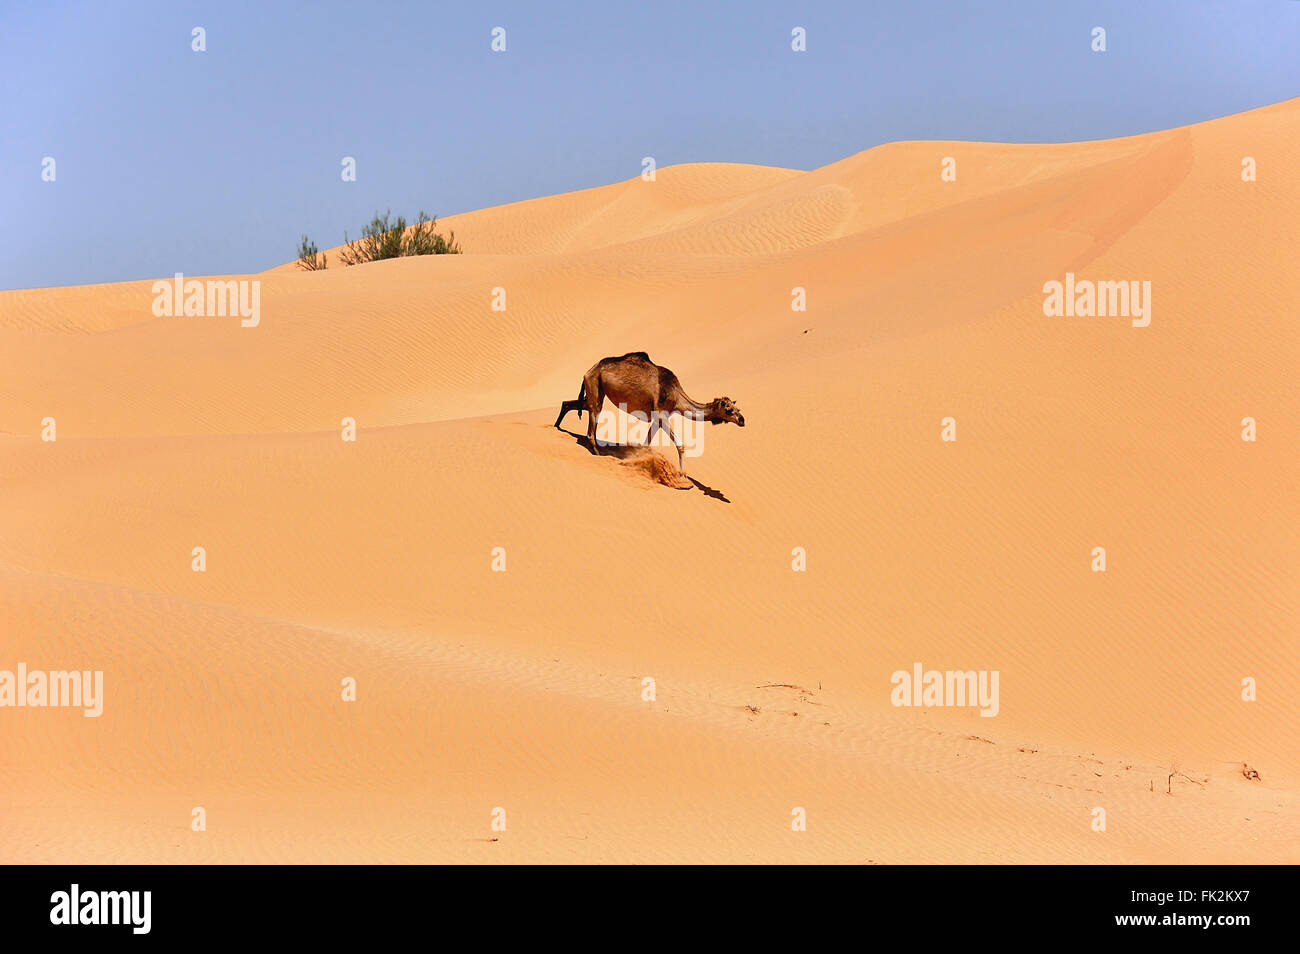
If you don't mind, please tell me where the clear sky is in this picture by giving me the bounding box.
[2,0,1297,289]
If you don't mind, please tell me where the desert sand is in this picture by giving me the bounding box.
[1,98,1296,863]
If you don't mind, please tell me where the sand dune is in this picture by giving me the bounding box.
[1,98,1297,862]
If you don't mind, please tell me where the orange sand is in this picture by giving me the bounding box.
[1,98,1296,863]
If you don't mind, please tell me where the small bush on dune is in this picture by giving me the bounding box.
[297,210,461,270]
[338,210,461,267]
[296,235,327,271]
[338,210,404,265]
[402,211,460,257]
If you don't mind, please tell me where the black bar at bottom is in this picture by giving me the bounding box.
[0,864,1282,940]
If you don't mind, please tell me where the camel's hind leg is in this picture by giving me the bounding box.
[554,379,588,429]
[583,375,603,455]
[554,397,582,429]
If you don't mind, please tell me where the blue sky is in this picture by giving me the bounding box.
[2,0,1298,289]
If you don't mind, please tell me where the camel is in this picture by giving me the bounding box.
[553,352,745,474]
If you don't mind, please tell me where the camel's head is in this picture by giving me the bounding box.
[708,397,745,427]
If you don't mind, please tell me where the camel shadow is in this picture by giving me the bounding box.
[686,477,731,503]
[555,426,731,503]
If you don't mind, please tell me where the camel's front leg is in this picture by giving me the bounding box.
[663,418,685,474]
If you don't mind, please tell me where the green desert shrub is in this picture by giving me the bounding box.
[295,234,327,271]
[296,210,460,270]
[336,210,460,266]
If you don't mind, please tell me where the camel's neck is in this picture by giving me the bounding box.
[678,393,715,417]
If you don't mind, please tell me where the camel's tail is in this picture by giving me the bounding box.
[576,379,586,418]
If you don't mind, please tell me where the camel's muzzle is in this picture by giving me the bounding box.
[737,416,745,427]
